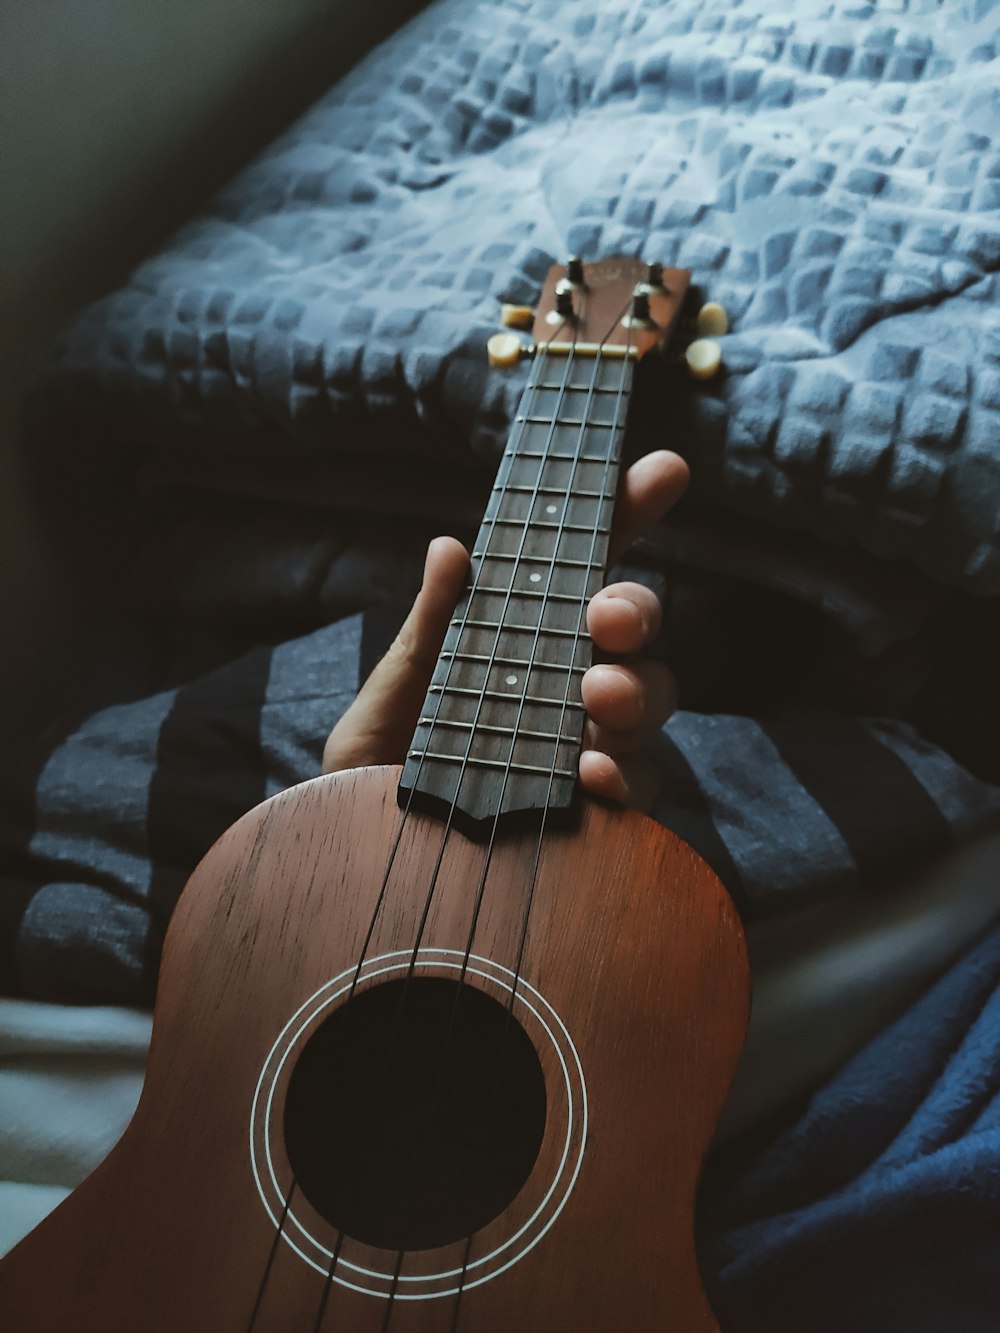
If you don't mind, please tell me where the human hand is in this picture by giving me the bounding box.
[322,450,688,809]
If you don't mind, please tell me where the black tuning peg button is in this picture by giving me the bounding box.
[566,256,584,285]
[631,289,651,322]
[555,287,576,319]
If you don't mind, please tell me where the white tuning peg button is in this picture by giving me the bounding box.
[685,338,723,381]
[487,332,525,368]
[696,301,730,336]
[500,304,535,329]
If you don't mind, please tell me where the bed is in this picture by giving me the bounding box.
[2,0,999,1326]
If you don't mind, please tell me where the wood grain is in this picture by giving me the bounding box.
[0,766,748,1332]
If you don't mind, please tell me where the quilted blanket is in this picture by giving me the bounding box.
[32,0,1000,595]
[5,0,1000,1328]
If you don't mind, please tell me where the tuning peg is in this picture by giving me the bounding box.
[487,332,529,368]
[621,285,654,329]
[685,338,722,381]
[696,301,729,336]
[631,289,651,322]
[645,261,663,288]
[566,256,585,286]
[552,287,576,321]
[500,303,535,330]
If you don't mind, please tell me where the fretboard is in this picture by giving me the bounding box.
[399,349,635,836]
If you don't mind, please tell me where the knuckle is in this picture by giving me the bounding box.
[386,622,425,673]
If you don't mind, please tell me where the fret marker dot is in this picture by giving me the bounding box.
[506,674,518,686]
[529,573,542,583]
[545,504,557,514]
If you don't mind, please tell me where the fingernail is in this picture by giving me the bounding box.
[607,591,646,635]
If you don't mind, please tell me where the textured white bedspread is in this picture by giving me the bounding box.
[0,1001,150,1256]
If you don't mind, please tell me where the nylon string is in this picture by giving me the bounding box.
[255,302,634,1330]
[378,308,635,1327]
[441,315,636,1317]
[361,325,599,1331]
[256,320,580,1330]
[246,327,564,1331]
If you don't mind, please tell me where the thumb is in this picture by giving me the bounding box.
[322,537,470,774]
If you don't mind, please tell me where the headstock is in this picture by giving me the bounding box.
[487,256,728,378]
[531,256,689,360]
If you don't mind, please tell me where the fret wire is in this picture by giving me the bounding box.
[429,684,586,709]
[492,484,609,499]
[409,751,578,781]
[451,619,582,639]
[535,381,623,393]
[419,716,576,745]
[408,327,604,1018]
[400,346,554,803]
[499,328,635,1025]
[516,416,622,429]
[472,551,602,570]
[409,339,584,802]
[440,650,586,673]
[426,347,624,750]
[504,449,618,461]
[469,585,590,603]
[412,326,634,799]
[485,517,611,535]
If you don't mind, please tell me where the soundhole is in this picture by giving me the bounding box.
[284,976,547,1252]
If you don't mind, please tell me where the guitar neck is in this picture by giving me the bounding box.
[399,349,635,835]
[399,256,690,837]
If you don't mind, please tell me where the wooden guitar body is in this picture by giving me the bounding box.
[2,765,748,1331]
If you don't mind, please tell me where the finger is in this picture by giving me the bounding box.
[579,749,659,812]
[322,537,469,774]
[609,450,689,564]
[586,582,662,656]
[580,660,678,733]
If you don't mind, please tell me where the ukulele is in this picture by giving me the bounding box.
[1,258,749,1331]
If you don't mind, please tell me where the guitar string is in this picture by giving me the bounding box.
[400,334,583,982]
[379,1249,405,1333]
[446,1233,475,1333]
[349,332,581,1102]
[380,302,635,1326]
[376,299,641,1329]
[427,327,623,1088]
[247,337,557,1333]
[247,1180,298,1331]
[500,322,635,1024]
[370,330,588,1330]
[312,1232,345,1333]
[284,325,575,1331]
[440,316,636,1320]
[450,331,630,992]
[450,339,613,991]
[254,304,636,1327]
[273,296,641,1326]
[245,779,420,1330]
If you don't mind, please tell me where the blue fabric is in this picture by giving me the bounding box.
[8,0,1000,1323]
[33,0,1000,592]
[702,920,1000,1331]
[6,594,995,1001]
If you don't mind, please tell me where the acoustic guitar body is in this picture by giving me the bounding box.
[4,255,749,1328]
[2,765,748,1332]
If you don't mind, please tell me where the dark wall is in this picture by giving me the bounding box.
[0,0,427,734]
